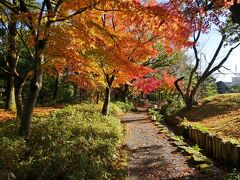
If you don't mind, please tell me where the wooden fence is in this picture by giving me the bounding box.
[186,126,240,169]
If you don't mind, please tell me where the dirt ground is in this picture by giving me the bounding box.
[121,109,227,180]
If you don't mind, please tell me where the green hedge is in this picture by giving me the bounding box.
[0,103,124,179]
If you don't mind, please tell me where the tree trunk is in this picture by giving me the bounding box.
[121,84,129,102]
[15,77,26,119]
[73,83,78,102]
[5,76,15,110]
[185,97,194,109]
[96,91,100,104]
[53,74,59,101]
[5,14,17,110]
[18,46,44,137]
[158,90,161,104]
[101,87,111,116]
[101,74,115,116]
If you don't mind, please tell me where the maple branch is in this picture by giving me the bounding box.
[53,8,88,22]
[137,28,150,41]
[143,35,157,45]
[0,0,19,14]
[0,6,11,22]
[217,69,226,75]
[127,29,157,62]
[105,74,115,87]
[193,20,202,43]
[94,7,125,12]
[18,30,35,61]
[109,75,115,87]
[101,14,106,27]
[19,0,29,13]
[33,0,47,46]
[38,1,46,27]
[157,20,165,29]
[18,0,34,30]
[53,1,100,22]
[45,0,53,13]
[54,0,63,12]
[193,10,203,43]
[0,51,19,78]
[111,12,115,30]
[111,68,119,75]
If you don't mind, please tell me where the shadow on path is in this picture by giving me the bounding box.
[121,111,197,180]
[121,111,226,180]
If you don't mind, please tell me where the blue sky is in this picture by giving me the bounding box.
[156,0,240,82]
[189,26,240,82]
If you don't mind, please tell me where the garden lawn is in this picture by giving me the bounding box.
[0,103,127,179]
[179,94,240,142]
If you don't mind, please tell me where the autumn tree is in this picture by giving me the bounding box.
[210,0,240,24]
[144,43,187,68]
[174,0,240,108]
[46,0,192,116]
[96,0,192,115]
[0,5,34,118]
[84,12,156,116]
[0,4,18,110]
[0,0,111,137]
[133,43,188,104]
[0,0,194,135]
[133,77,161,94]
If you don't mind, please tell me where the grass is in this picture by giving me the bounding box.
[179,93,240,142]
[0,102,127,179]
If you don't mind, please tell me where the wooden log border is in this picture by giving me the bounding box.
[184,126,240,170]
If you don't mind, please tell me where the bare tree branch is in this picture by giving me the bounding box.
[202,34,226,75]
[174,77,186,101]
[207,42,240,76]
[52,1,100,22]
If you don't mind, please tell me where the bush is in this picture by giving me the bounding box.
[227,169,240,180]
[112,101,134,112]
[148,108,163,122]
[0,104,124,179]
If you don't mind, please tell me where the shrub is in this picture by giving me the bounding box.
[148,108,163,122]
[112,101,134,112]
[227,168,240,180]
[0,104,124,179]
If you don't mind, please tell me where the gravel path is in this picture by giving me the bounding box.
[122,108,226,180]
[121,110,227,180]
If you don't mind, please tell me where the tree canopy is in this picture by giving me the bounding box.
[0,0,239,136]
